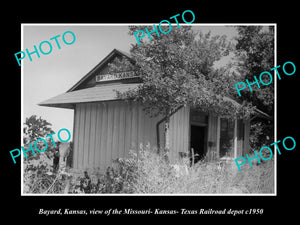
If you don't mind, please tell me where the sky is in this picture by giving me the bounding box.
[22,24,241,139]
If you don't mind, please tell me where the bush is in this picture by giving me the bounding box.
[68,151,138,194]
[23,139,72,194]
[131,147,177,193]
[232,155,274,193]
[24,143,274,194]
[71,146,274,194]
[23,153,71,194]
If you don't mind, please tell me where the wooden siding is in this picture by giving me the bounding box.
[243,119,251,155]
[73,102,190,171]
[207,114,219,160]
[73,101,162,171]
[236,119,244,157]
[72,100,251,172]
[169,107,190,163]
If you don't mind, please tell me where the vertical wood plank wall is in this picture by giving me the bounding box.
[234,119,238,158]
[243,119,251,155]
[236,119,244,157]
[207,114,218,159]
[73,101,162,171]
[169,107,190,163]
[234,119,251,157]
[72,101,250,172]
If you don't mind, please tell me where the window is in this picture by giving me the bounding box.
[219,118,234,158]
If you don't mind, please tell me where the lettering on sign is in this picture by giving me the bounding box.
[95,71,137,82]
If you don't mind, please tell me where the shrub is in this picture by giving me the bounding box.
[23,140,72,194]
[68,151,139,194]
[23,154,71,194]
[131,147,177,193]
[71,146,274,194]
[232,156,274,193]
[28,143,273,195]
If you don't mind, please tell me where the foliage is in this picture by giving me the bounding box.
[130,147,176,193]
[23,115,70,194]
[232,155,274,194]
[234,26,275,148]
[109,26,256,151]
[234,26,274,115]
[23,144,72,194]
[111,26,253,119]
[235,26,274,78]
[71,146,274,194]
[69,152,138,194]
[23,115,56,160]
[23,115,54,144]
[24,159,70,194]
[24,143,274,194]
[249,119,273,151]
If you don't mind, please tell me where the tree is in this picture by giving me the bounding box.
[24,115,54,142]
[234,26,274,148]
[23,115,55,160]
[235,26,274,115]
[110,26,254,156]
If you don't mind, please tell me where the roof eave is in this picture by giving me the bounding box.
[38,102,75,109]
[253,108,272,120]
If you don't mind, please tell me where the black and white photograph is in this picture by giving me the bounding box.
[3,5,298,220]
[21,24,275,195]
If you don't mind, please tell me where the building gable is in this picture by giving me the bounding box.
[68,48,137,92]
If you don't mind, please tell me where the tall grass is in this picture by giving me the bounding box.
[71,146,274,194]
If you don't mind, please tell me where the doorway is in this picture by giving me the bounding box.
[190,125,207,163]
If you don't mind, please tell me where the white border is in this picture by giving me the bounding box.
[21,23,277,196]
[21,24,24,193]
[274,24,277,196]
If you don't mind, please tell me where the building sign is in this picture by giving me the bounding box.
[95,71,136,82]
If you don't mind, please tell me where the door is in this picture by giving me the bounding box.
[190,125,206,163]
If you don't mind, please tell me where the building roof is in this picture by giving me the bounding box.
[38,82,271,119]
[222,96,271,119]
[67,48,134,92]
[38,48,271,119]
[38,83,139,109]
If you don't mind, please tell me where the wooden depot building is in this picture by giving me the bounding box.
[39,49,269,173]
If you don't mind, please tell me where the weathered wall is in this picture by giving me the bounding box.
[207,114,219,160]
[169,107,190,163]
[72,101,192,172]
[72,101,191,172]
[243,119,251,155]
[72,101,250,173]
